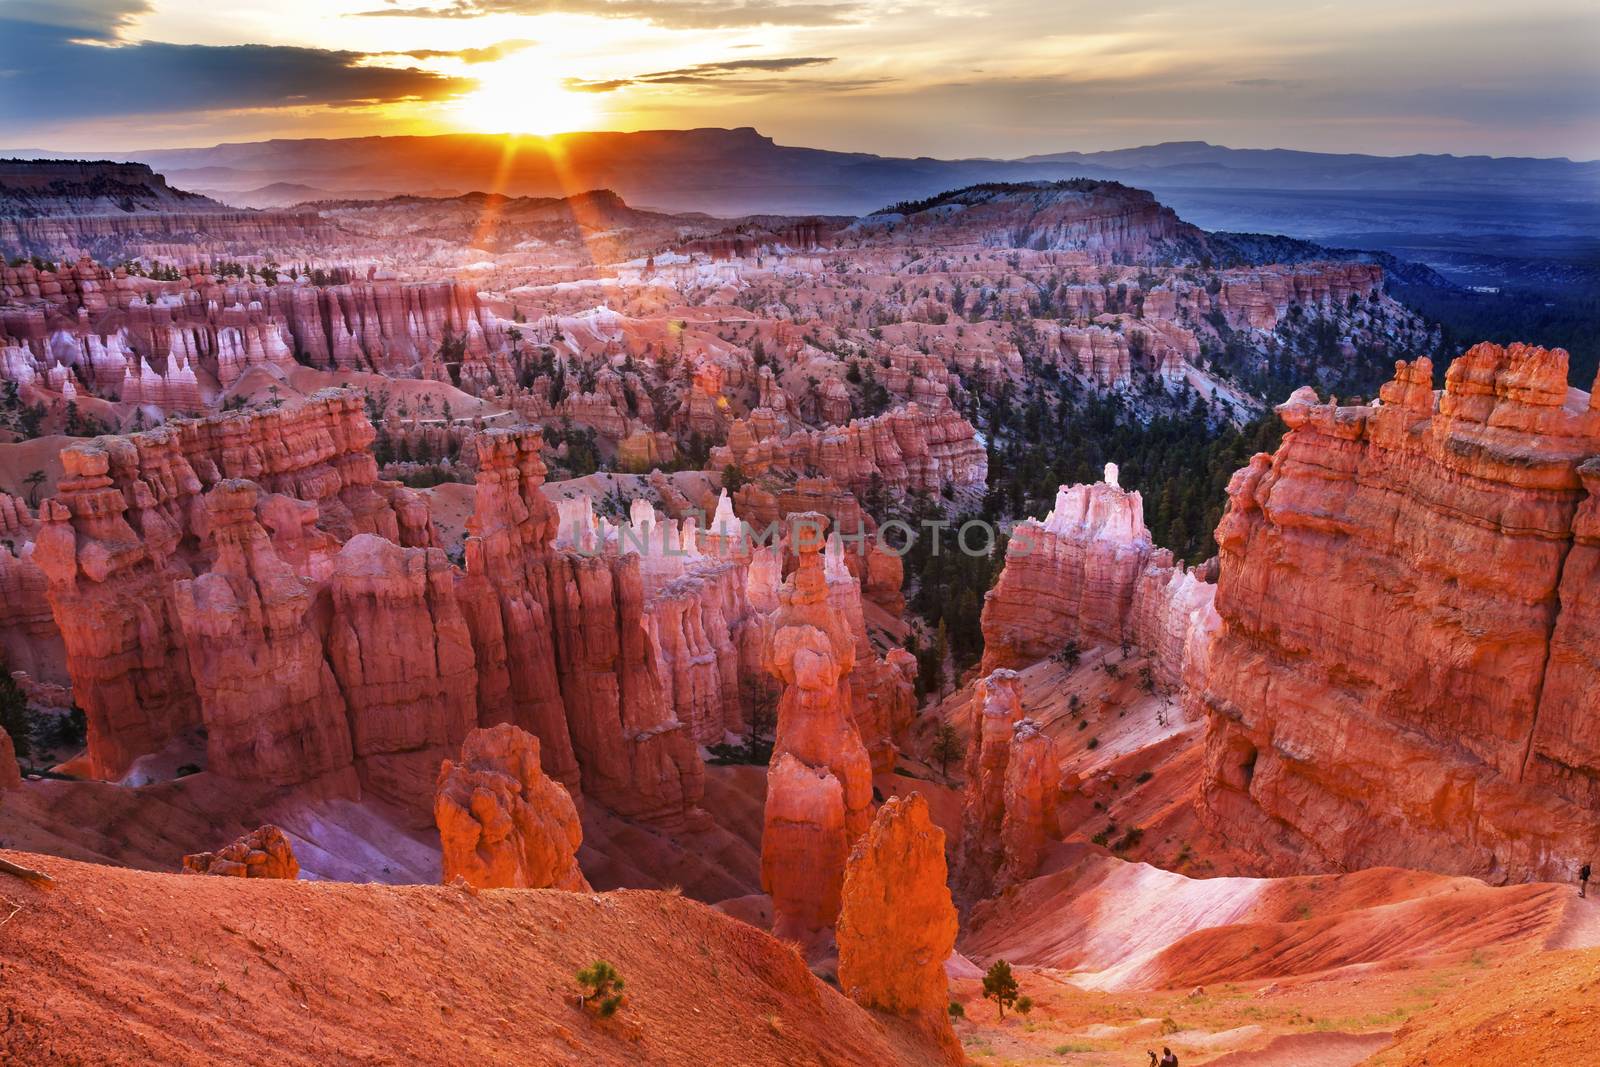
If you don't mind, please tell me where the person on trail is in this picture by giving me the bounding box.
[1159,1048,1179,1067]
[1582,862,1591,898]
[1147,1052,1157,1067]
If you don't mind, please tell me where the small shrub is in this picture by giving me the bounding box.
[576,960,626,1018]
[1015,995,1033,1016]
[1135,770,1154,784]
[947,1000,965,1019]
[1086,737,1100,750]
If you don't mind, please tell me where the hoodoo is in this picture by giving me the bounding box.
[837,792,962,1065]
[760,515,874,950]
[435,724,589,891]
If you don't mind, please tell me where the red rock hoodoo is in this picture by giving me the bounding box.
[836,792,962,1065]
[435,723,589,891]
[760,516,874,950]
[955,668,1060,899]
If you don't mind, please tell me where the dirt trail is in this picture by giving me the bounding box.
[1545,891,1600,949]
[1199,1031,1392,1066]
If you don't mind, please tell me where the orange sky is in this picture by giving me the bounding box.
[3,0,1598,158]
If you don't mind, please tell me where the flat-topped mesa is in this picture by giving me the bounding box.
[714,401,987,499]
[761,515,874,951]
[434,724,589,891]
[980,462,1217,683]
[836,792,963,1066]
[181,825,299,880]
[851,181,1204,264]
[1196,343,1600,882]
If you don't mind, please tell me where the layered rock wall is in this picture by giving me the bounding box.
[716,401,987,499]
[1196,344,1600,882]
[980,464,1217,683]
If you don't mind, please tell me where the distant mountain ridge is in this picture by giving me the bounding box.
[0,159,229,217]
[6,129,1590,229]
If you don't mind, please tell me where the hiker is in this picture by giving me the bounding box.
[1159,1049,1179,1067]
[1147,1053,1157,1067]
[1582,862,1591,899]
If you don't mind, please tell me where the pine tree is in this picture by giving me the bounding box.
[931,720,964,780]
[982,959,1019,1020]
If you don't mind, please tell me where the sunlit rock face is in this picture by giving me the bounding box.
[181,825,299,880]
[435,724,589,891]
[760,518,873,951]
[1195,344,1600,882]
[979,464,1216,683]
[836,792,962,1066]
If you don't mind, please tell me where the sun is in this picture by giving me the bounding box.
[456,61,599,137]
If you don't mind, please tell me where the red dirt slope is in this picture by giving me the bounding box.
[963,851,1568,990]
[1365,946,1600,1065]
[0,850,941,1066]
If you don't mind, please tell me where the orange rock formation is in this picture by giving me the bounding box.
[435,724,589,891]
[180,825,299,879]
[760,516,873,949]
[955,668,1063,901]
[1196,344,1600,881]
[836,792,962,1065]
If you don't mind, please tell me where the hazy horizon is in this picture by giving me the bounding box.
[2,1,1597,160]
[6,126,1598,166]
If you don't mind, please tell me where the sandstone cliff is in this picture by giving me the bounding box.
[1195,344,1600,882]
[980,463,1217,685]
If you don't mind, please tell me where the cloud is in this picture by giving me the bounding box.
[4,0,152,40]
[566,55,839,92]
[351,0,861,29]
[373,39,537,63]
[1231,78,1304,89]
[0,19,472,123]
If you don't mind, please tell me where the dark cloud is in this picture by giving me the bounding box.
[373,39,537,63]
[0,20,472,123]
[5,0,153,40]
[351,0,861,29]
[566,55,839,92]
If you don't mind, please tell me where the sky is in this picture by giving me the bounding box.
[1,0,1597,159]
